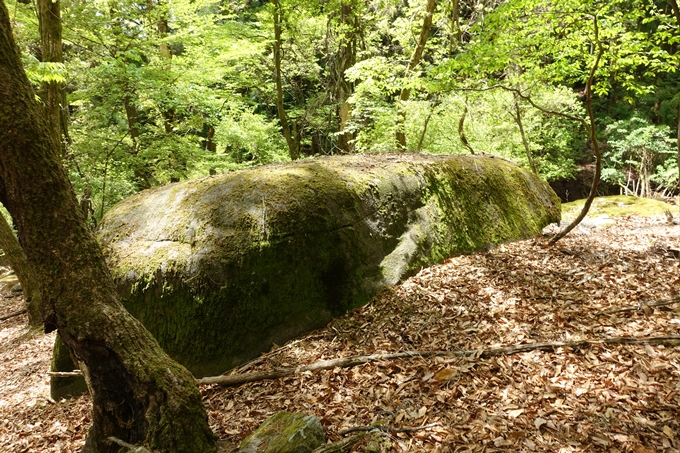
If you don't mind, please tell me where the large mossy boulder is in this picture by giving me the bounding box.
[58,154,560,381]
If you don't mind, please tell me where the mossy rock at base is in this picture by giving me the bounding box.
[238,412,324,453]
[51,154,560,383]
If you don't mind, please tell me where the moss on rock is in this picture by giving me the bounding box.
[53,153,560,380]
[238,412,324,453]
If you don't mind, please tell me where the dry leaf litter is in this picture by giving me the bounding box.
[1,215,679,452]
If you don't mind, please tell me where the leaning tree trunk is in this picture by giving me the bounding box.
[0,3,217,452]
[395,0,436,150]
[0,212,42,326]
[512,90,538,174]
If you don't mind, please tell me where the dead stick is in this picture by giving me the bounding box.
[0,308,26,321]
[311,434,365,453]
[598,298,680,315]
[196,335,680,386]
[340,423,439,435]
[107,436,153,453]
[48,371,84,378]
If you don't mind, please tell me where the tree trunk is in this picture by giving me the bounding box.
[0,212,42,326]
[458,95,474,154]
[449,0,461,55]
[333,2,357,154]
[416,93,438,152]
[0,3,217,452]
[37,0,68,156]
[273,0,300,160]
[512,90,537,174]
[549,15,604,244]
[670,0,680,197]
[395,0,436,150]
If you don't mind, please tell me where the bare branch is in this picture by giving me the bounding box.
[196,335,680,387]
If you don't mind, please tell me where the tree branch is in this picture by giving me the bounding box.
[0,308,26,321]
[339,423,439,435]
[196,335,680,387]
[597,297,680,315]
[311,434,365,453]
[107,437,153,453]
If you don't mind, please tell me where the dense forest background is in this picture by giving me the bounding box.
[8,0,680,221]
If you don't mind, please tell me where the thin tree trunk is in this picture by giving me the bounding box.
[396,0,436,150]
[0,3,217,452]
[549,15,604,244]
[37,0,67,156]
[333,2,357,154]
[449,0,461,55]
[123,94,140,144]
[0,212,42,326]
[512,90,537,174]
[458,96,475,154]
[665,0,680,208]
[151,0,175,133]
[273,0,299,160]
[416,93,438,152]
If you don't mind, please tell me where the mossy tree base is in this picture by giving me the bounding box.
[54,154,560,383]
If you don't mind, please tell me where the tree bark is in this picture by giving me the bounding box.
[0,3,217,452]
[458,95,474,154]
[512,90,537,174]
[449,0,461,55]
[273,0,300,160]
[332,2,357,154]
[0,212,42,326]
[395,0,436,150]
[37,0,68,156]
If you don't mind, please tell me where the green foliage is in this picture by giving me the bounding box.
[602,116,678,193]
[21,55,67,85]
[6,0,680,217]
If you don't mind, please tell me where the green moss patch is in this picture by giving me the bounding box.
[562,195,673,220]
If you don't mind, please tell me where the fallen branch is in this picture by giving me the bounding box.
[311,434,365,453]
[339,422,439,435]
[598,297,680,315]
[196,335,680,387]
[0,308,26,321]
[48,371,83,378]
[107,436,153,453]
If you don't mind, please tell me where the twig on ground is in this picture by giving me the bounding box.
[107,437,153,453]
[598,297,680,315]
[0,308,26,321]
[196,335,680,387]
[311,434,365,453]
[339,423,439,436]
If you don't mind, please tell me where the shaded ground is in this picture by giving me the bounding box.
[1,214,679,452]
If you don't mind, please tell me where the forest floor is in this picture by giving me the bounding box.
[1,214,679,452]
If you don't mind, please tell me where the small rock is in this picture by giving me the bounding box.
[239,411,325,453]
[10,283,22,293]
